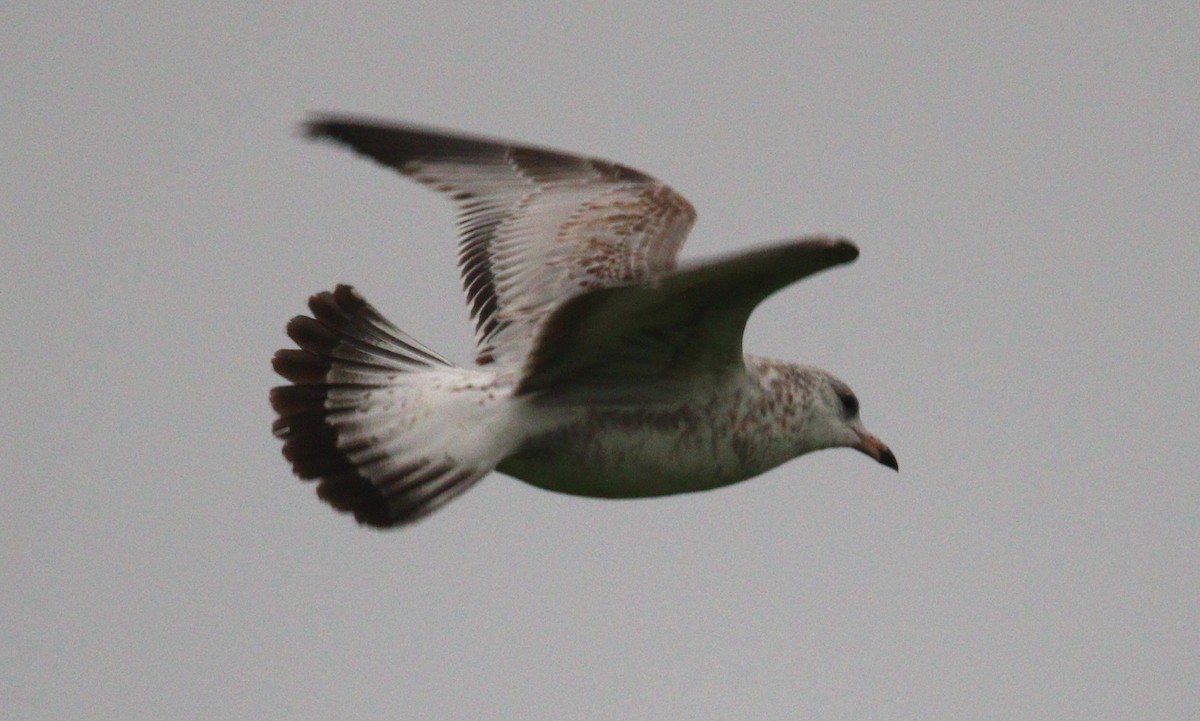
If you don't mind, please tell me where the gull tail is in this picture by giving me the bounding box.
[270,285,510,528]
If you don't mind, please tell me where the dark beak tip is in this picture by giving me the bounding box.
[880,448,899,472]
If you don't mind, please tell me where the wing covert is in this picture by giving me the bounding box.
[515,237,860,397]
[304,116,697,366]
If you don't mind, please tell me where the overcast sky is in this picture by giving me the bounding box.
[4,4,1198,720]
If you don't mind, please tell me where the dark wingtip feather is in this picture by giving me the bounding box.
[299,114,499,167]
[300,118,325,139]
[829,237,859,263]
[301,113,360,141]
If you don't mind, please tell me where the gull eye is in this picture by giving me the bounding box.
[838,391,859,417]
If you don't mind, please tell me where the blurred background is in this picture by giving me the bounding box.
[3,4,1197,719]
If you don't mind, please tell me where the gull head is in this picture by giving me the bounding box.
[800,368,899,472]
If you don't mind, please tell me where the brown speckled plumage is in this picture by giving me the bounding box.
[272,117,896,528]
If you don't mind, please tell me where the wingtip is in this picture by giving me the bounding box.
[795,235,858,264]
[300,113,339,141]
[301,112,383,141]
[830,237,859,261]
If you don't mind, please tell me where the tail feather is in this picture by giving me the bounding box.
[306,288,451,367]
[270,285,496,528]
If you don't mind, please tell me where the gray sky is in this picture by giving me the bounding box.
[4,4,1197,720]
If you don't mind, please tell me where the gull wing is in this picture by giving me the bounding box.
[516,237,859,397]
[304,116,697,366]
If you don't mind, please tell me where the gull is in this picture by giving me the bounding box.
[271,115,898,528]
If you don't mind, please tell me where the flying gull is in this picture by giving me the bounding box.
[271,116,898,528]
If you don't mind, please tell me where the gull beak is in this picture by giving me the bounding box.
[854,432,898,471]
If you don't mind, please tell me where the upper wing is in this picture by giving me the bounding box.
[304,116,697,366]
[516,237,860,397]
